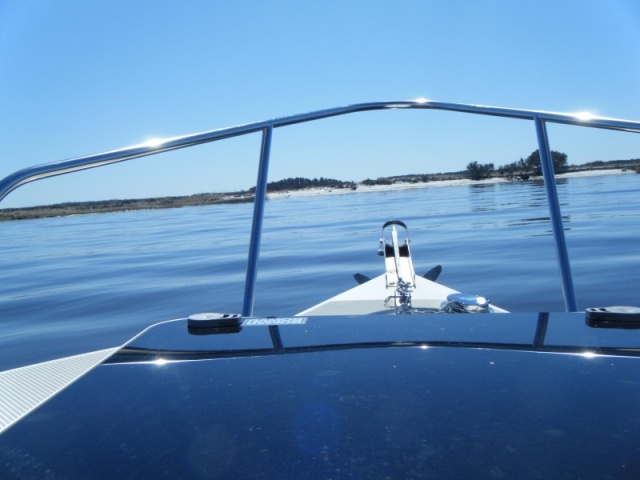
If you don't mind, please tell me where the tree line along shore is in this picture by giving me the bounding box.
[2,155,638,222]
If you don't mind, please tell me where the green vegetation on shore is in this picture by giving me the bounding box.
[0,193,253,222]
[466,152,640,181]
[2,158,639,222]
[248,177,356,193]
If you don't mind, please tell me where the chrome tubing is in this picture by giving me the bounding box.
[243,126,273,317]
[2,100,640,314]
[535,117,577,312]
[3,100,640,203]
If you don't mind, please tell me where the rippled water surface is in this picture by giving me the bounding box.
[2,174,639,370]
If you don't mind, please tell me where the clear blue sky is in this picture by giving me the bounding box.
[2,0,640,208]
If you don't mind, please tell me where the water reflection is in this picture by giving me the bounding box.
[508,215,571,228]
[466,180,572,233]
[469,183,497,212]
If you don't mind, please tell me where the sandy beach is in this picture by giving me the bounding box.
[266,169,632,201]
[2,169,633,221]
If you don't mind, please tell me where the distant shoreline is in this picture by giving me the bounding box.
[0,168,633,222]
[266,168,632,201]
[0,193,255,222]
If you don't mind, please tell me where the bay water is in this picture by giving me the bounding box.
[1,174,639,371]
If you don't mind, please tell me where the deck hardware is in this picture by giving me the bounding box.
[441,293,490,313]
[380,221,416,314]
[586,306,640,329]
[187,312,242,329]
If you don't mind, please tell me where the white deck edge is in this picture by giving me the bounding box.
[0,347,120,434]
[297,274,507,316]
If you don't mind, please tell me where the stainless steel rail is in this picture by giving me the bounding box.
[2,100,640,313]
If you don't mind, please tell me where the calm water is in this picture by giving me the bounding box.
[1,174,639,370]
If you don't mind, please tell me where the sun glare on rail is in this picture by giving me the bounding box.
[144,138,165,148]
[574,111,595,121]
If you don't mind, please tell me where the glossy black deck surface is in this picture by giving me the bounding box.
[2,313,640,478]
